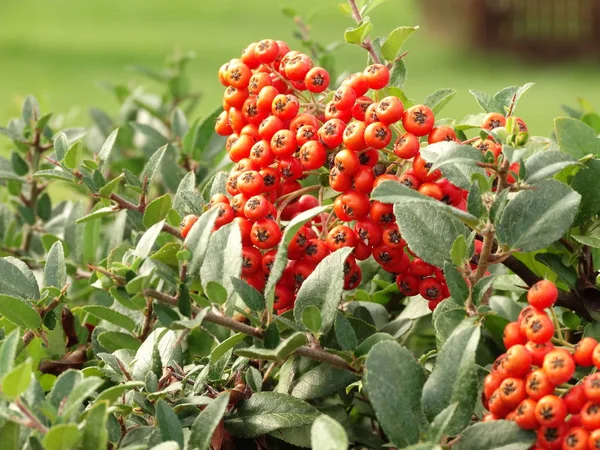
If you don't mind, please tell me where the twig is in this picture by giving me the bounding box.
[21,283,69,348]
[15,398,48,434]
[143,289,356,373]
[347,0,382,64]
[139,297,154,341]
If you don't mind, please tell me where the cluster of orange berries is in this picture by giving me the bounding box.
[180,39,523,313]
[483,280,600,449]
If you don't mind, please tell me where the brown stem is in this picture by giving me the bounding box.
[143,289,356,373]
[15,398,48,434]
[347,0,382,64]
[139,297,154,341]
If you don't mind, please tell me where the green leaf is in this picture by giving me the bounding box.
[381,26,418,60]
[22,95,40,124]
[0,329,20,378]
[183,107,223,159]
[469,89,496,113]
[200,222,242,305]
[225,392,319,438]
[453,420,535,450]
[372,180,478,229]
[11,151,29,176]
[311,415,349,450]
[524,151,579,184]
[338,3,352,16]
[189,393,230,450]
[98,128,119,170]
[572,234,600,249]
[131,328,178,381]
[472,275,495,305]
[82,401,109,450]
[171,108,188,139]
[443,264,469,306]
[98,331,141,352]
[0,422,20,450]
[535,253,578,289]
[334,312,358,351]
[62,376,104,419]
[231,278,264,311]
[143,195,172,228]
[364,341,426,447]
[173,171,196,216]
[294,247,353,333]
[0,257,40,300]
[134,220,165,258]
[34,168,76,182]
[76,206,116,224]
[361,0,390,14]
[290,364,358,400]
[54,133,69,162]
[205,281,228,305]
[388,59,407,90]
[2,359,32,399]
[423,88,456,115]
[156,399,184,448]
[141,145,168,190]
[571,159,600,224]
[490,188,510,224]
[63,142,81,169]
[265,206,328,311]
[467,181,483,218]
[95,381,144,404]
[421,142,486,190]
[185,207,220,277]
[344,18,372,44]
[555,117,600,159]
[421,320,480,435]
[302,305,322,335]
[235,332,307,361]
[493,83,534,114]
[44,241,66,289]
[82,305,137,332]
[211,333,246,364]
[43,424,81,450]
[496,179,580,252]
[427,403,458,443]
[450,235,468,266]
[0,295,41,329]
[432,301,467,347]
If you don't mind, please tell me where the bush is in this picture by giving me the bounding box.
[0,1,599,449]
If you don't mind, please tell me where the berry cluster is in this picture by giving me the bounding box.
[483,280,600,449]
[180,39,520,314]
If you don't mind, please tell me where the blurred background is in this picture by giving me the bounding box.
[1,0,599,135]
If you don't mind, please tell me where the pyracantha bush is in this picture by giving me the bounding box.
[0,1,599,449]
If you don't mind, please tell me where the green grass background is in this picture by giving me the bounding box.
[1,0,599,135]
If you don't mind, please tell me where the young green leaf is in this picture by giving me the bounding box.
[334,312,358,351]
[381,26,418,61]
[311,415,349,450]
[344,19,372,44]
[0,329,20,378]
[43,424,81,450]
[185,207,220,277]
[140,144,168,190]
[98,128,119,170]
[364,341,426,448]
[2,359,32,399]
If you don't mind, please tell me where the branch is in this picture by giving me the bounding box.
[347,0,382,64]
[143,289,356,373]
[502,255,591,319]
